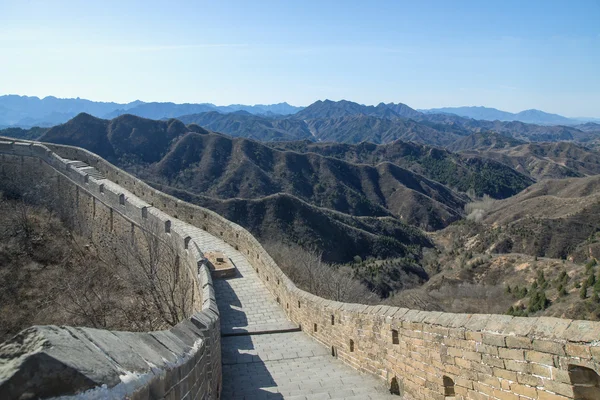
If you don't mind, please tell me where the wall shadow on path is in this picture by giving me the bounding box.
[221,335,284,399]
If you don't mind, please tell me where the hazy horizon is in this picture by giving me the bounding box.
[3,93,600,119]
[1,0,599,117]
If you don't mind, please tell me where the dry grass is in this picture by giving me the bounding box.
[0,191,195,342]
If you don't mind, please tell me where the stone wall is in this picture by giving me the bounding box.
[0,141,221,399]
[13,140,600,400]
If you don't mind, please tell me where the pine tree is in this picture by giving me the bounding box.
[580,281,589,299]
[559,285,568,297]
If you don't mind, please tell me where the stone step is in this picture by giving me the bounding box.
[78,166,104,179]
[65,160,88,168]
[221,323,301,337]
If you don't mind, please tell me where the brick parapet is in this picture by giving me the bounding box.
[0,140,221,399]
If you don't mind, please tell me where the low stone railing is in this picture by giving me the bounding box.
[12,140,600,400]
[0,140,221,399]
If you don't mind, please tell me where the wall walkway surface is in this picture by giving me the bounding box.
[181,217,396,399]
[1,138,600,400]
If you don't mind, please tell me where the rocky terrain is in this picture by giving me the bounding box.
[0,106,596,317]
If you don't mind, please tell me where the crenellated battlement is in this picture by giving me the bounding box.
[0,140,221,399]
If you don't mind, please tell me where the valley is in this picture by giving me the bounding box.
[3,98,600,318]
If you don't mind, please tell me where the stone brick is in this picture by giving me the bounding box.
[532,340,566,356]
[466,331,483,342]
[476,343,499,356]
[565,342,591,359]
[536,391,569,400]
[484,315,514,333]
[505,336,533,350]
[463,350,483,362]
[498,348,525,360]
[477,373,501,388]
[473,382,496,397]
[517,372,541,387]
[493,367,517,381]
[541,379,574,398]
[503,317,538,337]
[548,367,571,384]
[482,333,506,347]
[530,363,552,378]
[510,383,537,398]
[471,361,494,375]
[482,354,505,369]
[590,345,600,361]
[493,388,520,400]
[455,377,473,389]
[524,350,555,366]
[465,315,492,332]
[467,389,491,399]
[499,378,511,391]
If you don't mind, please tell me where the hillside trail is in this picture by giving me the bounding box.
[180,225,397,400]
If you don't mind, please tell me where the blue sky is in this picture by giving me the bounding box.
[1,0,599,116]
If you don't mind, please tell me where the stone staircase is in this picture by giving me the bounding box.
[63,158,105,180]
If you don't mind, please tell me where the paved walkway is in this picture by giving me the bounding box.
[182,225,398,400]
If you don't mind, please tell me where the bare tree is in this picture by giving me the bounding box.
[265,241,376,303]
[321,265,376,303]
[112,220,196,327]
[465,195,496,222]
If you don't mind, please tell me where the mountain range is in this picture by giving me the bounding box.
[2,94,599,129]
[30,113,541,255]
[0,95,302,127]
[5,108,600,307]
[5,99,600,159]
[177,100,600,147]
[421,106,583,125]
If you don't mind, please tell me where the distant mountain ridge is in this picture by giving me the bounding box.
[4,97,600,150]
[177,100,598,147]
[293,99,421,120]
[0,95,303,127]
[421,106,584,125]
[4,93,598,129]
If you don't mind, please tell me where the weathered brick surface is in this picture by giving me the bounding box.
[3,139,600,400]
[0,141,221,399]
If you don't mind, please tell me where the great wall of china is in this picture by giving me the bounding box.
[0,139,599,400]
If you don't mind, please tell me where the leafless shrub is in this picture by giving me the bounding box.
[0,171,196,336]
[465,195,496,222]
[385,282,512,314]
[49,237,122,329]
[110,220,196,327]
[265,241,376,303]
